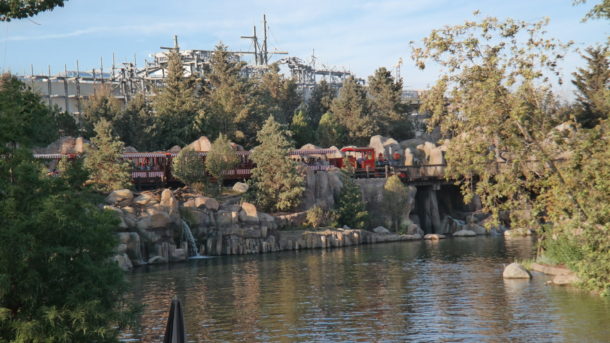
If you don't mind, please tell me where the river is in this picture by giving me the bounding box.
[122,237,610,342]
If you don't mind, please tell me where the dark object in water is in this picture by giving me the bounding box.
[163,297,186,343]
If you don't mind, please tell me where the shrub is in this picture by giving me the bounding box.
[172,147,206,193]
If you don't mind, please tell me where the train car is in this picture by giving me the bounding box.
[340,147,376,170]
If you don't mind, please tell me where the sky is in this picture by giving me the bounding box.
[1,0,607,98]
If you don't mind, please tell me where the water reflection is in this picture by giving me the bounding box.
[124,237,610,342]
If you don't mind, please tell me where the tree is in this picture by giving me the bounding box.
[81,85,123,139]
[256,64,301,125]
[330,76,377,146]
[316,112,346,147]
[202,43,257,146]
[172,148,206,192]
[152,50,202,150]
[290,110,314,147]
[574,0,610,21]
[205,134,239,194]
[250,116,305,212]
[84,119,132,192]
[383,175,410,232]
[0,74,58,150]
[0,76,134,341]
[413,15,610,294]
[0,0,66,21]
[368,67,413,140]
[120,93,155,150]
[335,173,368,229]
[572,46,610,128]
[306,80,336,128]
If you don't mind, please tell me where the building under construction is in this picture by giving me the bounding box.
[19,16,419,115]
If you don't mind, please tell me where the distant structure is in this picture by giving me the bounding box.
[18,15,418,115]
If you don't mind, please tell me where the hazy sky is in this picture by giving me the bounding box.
[1,0,607,97]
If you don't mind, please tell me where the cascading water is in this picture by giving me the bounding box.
[181,220,201,258]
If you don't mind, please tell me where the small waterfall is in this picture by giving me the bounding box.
[181,220,201,258]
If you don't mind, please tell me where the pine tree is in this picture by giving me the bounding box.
[120,94,155,150]
[205,134,240,194]
[0,0,66,21]
[316,112,346,147]
[256,64,302,125]
[306,80,336,128]
[81,84,123,138]
[152,50,202,150]
[203,43,257,146]
[291,110,314,147]
[84,119,132,192]
[336,173,368,229]
[368,67,413,140]
[382,175,410,232]
[0,74,58,150]
[250,116,305,212]
[172,148,206,192]
[572,45,610,128]
[330,76,377,146]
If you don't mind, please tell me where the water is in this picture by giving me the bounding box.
[181,220,200,258]
[123,237,610,342]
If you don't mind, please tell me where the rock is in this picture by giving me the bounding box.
[406,223,424,236]
[373,226,391,234]
[194,196,219,211]
[149,211,171,228]
[467,224,488,235]
[168,145,181,153]
[113,253,133,271]
[160,189,180,224]
[503,263,531,279]
[369,135,402,160]
[239,202,259,224]
[504,228,534,238]
[233,182,249,193]
[105,189,134,206]
[124,146,138,153]
[453,229,476,237]
[552,273,580,286]
[217,210,238,227]
[147,255,167,264]
[185,136,212,152]
[424,234,446,240]
[136,216,151,231]
[133,192,155,206]
[33,136,89,154]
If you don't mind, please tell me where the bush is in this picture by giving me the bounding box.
[305,205,338,229]
[335,173,368,229]
[172,147,206,193]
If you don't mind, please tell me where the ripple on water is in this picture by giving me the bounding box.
[122,237,610,342]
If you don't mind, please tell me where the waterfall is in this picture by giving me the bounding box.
[181,220,201,257]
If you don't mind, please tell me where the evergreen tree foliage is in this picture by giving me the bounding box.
[574,0,610,21]
[0,78,135,341]
[0,0,66,21]
[290,110,314,147]
[203,43,257,146]
[120,94,155,150]
[368,67,413,140]
[256,64,301,125]
[330,76,377,146]
[382,175,409,232]
[316,112,346,147]
[0,74,58,150]
[335,173,368,229]
[172,148,206,192]
[84,119,132,192]
[81,85,123,138]
[572,45,610,128]
[205,134,239,194]
[152,50,202,150]
[306,80,336,128]
[250,116,305,212]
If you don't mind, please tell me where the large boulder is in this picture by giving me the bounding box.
[185,136,212,152]
[503,263,531,279]
[105,189,134,206]
[113,253,133,271]
[195,196,219,211]
[239,202,259,224]
[424,233,446,240]
[160,189,180,224]
[373,226,391,234]
[33,136,88,154]
[133,192,156,206]
[149,211,171,229]
[369,135,402,159]
[453,229,476,237]
[232,182,249,194]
